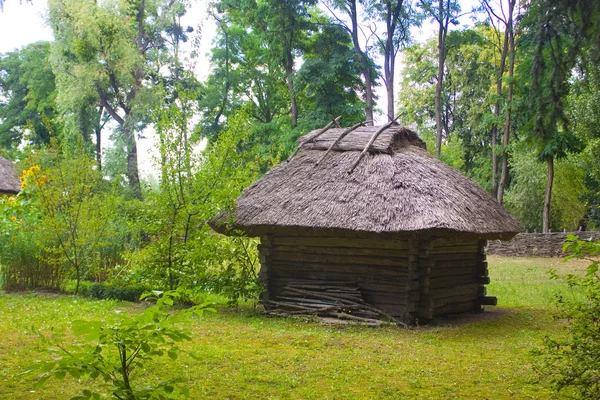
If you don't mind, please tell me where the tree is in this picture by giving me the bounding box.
[0,42,58,151]
[26,147,120,295]
[418,0,464,157]
[199,8,288,138]
[48,0,192,198]
[523,0,590,232]
[481,0,517,201]
[326,0,378,125]
[295,18,366,126]
[216,0,316,128]
[368,0,415,121]
[399,27,497,188]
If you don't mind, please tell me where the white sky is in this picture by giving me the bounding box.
[0,0,482,177]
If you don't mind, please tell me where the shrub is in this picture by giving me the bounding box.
[532,235,600,398]
[27,290,214,399]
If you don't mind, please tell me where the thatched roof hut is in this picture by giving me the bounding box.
[211,125,521,324]
[0,156,20,195]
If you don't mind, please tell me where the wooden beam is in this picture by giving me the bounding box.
[347,115,400,173]
[288,116,341,160]
[316,120,373,166]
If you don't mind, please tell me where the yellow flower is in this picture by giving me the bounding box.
[11,216,17,222]
[7,197,15,206]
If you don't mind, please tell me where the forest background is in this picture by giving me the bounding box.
[0,0,598,300]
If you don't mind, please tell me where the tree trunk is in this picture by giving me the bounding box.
[490,1,515,200]
[385,53,394,122]
[123,125,142,199]
[95,128,102,171]
[349,0,374,126]
[498,25,516,205]
[285,57,298,126]
[542,155,554,233]
[434,9,447,158]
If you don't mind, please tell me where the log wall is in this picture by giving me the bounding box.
[259,235,415,320]
[258,235,495,323]
[487,232,600,258]
[418,238,489,320]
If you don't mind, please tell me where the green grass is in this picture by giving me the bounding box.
[0,256,587,399]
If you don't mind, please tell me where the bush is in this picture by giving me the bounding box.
[27,291,214,399]
[532,235,600,398]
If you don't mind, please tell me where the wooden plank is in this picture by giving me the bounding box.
[270,277,408,293]
[428,245,480,255]
[434,301,478,315]
[429,274,478,289]
[480,296,498,306]
[430,253,479,262]
[271,236,412,250]
[430,265,477,278]
[271,251,415,267]
[269,261,409,277]
[273,245,412,258]
[430,283,479,300]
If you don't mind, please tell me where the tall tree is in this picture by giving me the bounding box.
[326,0,378,125]
[0,42,58,150]
[399,27,497,187]
[296,21,366,125]
[419,0,463,157]
[524,0,594,231]
[48,0,191,198]
[481,0,517,200]
[218,0,315,127]
[368,0,414,121]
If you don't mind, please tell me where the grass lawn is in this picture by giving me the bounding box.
[0,256,588,399]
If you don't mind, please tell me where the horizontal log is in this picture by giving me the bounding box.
[430,293,479,308]
[273,245,413,258]
[269,261,410,278]
[478,276,491,285]
[434,300,478,315]
[362,292,409,306]
[480,296,498,306]
[429,265,477,278]
[271,236,413,250]
[430,253,480,262]
[428,245,480,255]
[271,250,415,267]
[431,238,477,246]
[478,286,487,297]
[429,275,478,289]
[269,277,408,295]
[430,283,480,300]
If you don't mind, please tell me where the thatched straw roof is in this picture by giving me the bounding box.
[211,126,521,240]
[0,156,20,195]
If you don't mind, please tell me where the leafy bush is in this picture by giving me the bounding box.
[0,166,67,290]
[26,290,214,400]
[532,235,600,398]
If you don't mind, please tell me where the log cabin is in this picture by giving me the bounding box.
[210,124,521,324]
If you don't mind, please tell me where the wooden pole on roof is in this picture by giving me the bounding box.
[288,116,341,161]
[347,115,401,174]
[316,120,372,166]
[329,114,342,128]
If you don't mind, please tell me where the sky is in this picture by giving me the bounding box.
[0,0,483,177]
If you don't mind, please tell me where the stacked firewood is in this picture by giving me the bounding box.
[263,281,391,326]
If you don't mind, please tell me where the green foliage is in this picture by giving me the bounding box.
[532,236,600,399]
[26,290,214,400]
[399,26,496,177]
[0,41,59,150]
[504,150,587,232]
[130,100,262,302]
[0,146,136,292]
[0,167,66,290]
